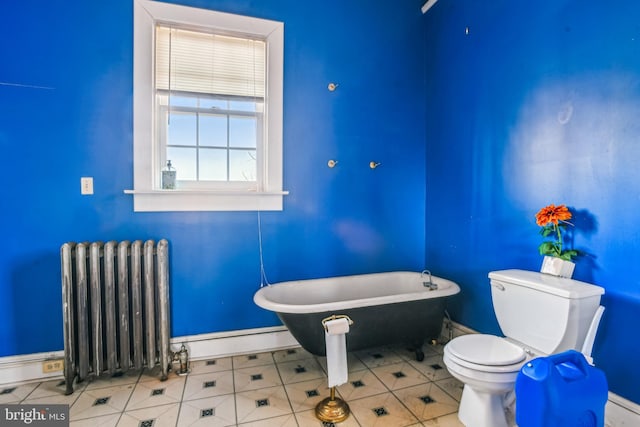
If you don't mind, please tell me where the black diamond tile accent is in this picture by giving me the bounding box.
[287,349,297,355]
[372,353,384,359]
[372,407,389,416]
[256,398,270,407]
[1,387,16,395]
[420,395,436,404]
[247,355,258,360]
[203,380,216,388]
[206,360,217,366]
[306,389,320,398]
[139,420,154,427]
[322,422,337,427]
[392,371,406,378]
[151,388,165,396]
[351,380,365,388]
[93,397,110,406]
[251,374,263,381]
[430,363,443,370]
[201,408,215,417]
[295,365,307,374]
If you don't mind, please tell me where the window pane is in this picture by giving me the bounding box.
[167,147,197,180]
[229,117,257,148]
[199,114,228,147]
[229,100,256,112]
[229,149,256,181]
[200,98,228,109]
[168,112,196,146]
[169,94,198,107]
[199,148,228,180]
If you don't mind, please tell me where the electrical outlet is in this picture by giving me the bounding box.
[43,358,64,373]
[81,177,94,195]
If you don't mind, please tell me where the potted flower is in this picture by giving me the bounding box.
[535,204,578,278]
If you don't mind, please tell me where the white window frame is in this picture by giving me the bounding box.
[131,0,285,211]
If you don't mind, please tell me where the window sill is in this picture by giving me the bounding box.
[124,189,288,212]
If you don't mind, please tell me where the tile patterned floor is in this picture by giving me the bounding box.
[0,343,465,427]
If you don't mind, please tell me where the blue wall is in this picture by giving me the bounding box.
[423,0,640,403]
[3,0,639,407]
[0,0,426,354]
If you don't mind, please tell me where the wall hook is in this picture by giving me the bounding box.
[327,160,338,168]
[327,83,339,92]
[369,161,381,169]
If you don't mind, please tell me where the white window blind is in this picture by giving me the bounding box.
[155,26,266,99]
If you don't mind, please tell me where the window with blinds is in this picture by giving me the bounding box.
[155,26,266,188]
[133,0,284,211]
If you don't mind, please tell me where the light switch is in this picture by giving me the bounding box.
[81,177,94,195]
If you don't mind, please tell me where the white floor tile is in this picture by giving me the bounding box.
[393,382,460,421]
[177,394,236,427]
[336,369,388,401]
[283,378,330,413]
[189,357,233,375]
[70,384,135,421]
[235,385,292,424]
[117,403,179,427]
[232,352,275,369]
[125,375,186,410]
[272,347,315,364]
[408,354,452,382]
[0,382,39,403]
[69,413,121,427]
[276,358,325,385]
[348,392,419,427]
[238,413,298,427]
[370,361,430,390]
[182,370,235,402]
[234,364,282,392]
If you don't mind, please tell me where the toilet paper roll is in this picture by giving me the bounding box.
[325,317,350,335]
[324,317,350,387]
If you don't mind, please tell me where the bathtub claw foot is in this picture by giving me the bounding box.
[415,349,425,362]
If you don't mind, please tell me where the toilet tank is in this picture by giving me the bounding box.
[489,269,604,355]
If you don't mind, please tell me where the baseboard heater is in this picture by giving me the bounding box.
[60,239,171,395]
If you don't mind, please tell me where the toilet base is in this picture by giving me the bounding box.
[458,385,509,427]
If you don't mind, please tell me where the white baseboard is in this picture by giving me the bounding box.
[0,351,66,386]
[170,325,299,360]
[606,392,640,426]
[0,326,298,386]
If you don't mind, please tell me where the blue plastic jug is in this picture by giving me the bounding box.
[515,350,608,427]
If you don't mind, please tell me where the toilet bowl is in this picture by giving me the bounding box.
[443,269,606,427]
[443,334,534,427]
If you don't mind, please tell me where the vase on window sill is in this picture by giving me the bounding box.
[540,256,575,279]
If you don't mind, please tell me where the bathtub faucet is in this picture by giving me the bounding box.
[421,269,438,290]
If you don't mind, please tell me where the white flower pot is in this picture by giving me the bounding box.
[540,256,575,278]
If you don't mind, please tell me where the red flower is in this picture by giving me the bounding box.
[535,204,572,227]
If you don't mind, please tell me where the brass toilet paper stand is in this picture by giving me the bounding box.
[315,386,350,423]
[315,315,353,423]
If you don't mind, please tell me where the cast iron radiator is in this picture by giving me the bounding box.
[60,239,171,395]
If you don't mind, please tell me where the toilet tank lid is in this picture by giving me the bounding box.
[488,269,605,299]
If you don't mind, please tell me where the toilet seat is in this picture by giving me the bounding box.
[445,334,527,373]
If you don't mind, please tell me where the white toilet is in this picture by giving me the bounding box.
[443,269,605,427]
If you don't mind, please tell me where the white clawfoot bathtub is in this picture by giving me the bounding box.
[254,271,460,360]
